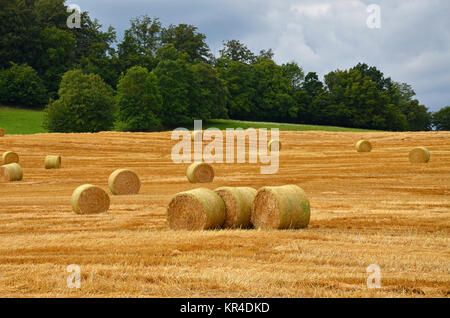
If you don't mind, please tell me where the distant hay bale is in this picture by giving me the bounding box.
[108,169,141,195]
[356,140,372,152]
[215,186,257,229]
[251,184,310,230]
[167,188,225,230]
[2,151,19,165]
[409,147,430,163]
[0,163,23,182]
[186,162,214,183]
[191,130,203,141]
[71,184,110,214]
[268,139,282,151]
[45,155,61,169]
[0,128,4,137]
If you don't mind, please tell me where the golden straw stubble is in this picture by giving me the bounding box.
[167,188,225,230]
[0,128,4,137]
[215,186,257,229]
[71,184,110,214]
[2,151,19,165]
[356,140,372,152]
[409,147,430,163]
[108,169,141,195]
[0,163,23,182]
[251,184,310,230]
[45,155,61,169]
[186,162,214,183]
[268,139,282,151]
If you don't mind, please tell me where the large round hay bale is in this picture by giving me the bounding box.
[2,151,19,165]
[71,184,110,214]
[0,128,4,137]
[45,155,61,169]
[108,169,141,195]
[186,162,214,183]
[167,188,225,230]
[268,139,282,151]
[251,184,310,230]
[215,186,257,229]
[356,140,372,152]
[409,147,430,163]
[191,130,203,141]
[0,163,23,182]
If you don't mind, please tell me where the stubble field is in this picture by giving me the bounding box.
[0,131,449,297]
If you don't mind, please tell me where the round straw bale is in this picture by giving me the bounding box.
[251,184,310,230]
[268,139,282,151]
[356,140,372,152]
[186,162,214,183]
[215,186,257,228]
[167,188,225,230]
[0,163,23,182]
[2,151,19,164]
[409,147,430,163]
[71,184,110,214]
[45,155,61,169]
[108,169,141,195]
[191,130,203,141]
[0,128,4,137]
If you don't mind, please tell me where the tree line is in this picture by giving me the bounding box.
[1,0,449,131]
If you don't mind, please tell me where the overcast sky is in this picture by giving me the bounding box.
[71,0,450,111]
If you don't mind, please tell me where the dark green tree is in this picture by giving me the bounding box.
[117,16,161,72]
[219,40,256,64]
[433,106,450,131]
[0,63,48,108]
[37,26,76,96]
[44,70,116,132]
[117,66,162,131]
[161,24,211,62]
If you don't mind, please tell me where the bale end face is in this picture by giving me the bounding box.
[186,162,214,183]
[108,169,141,195]
[45,155,61,169]
[71,184,110,214]
[167,188,225,230]
[356,140,372,153]
[252,184,310,230]
[409,147,430,163]
[0,163,23,182]
[2,151,19,165]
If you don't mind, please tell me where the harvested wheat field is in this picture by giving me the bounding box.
[0,131,449,298]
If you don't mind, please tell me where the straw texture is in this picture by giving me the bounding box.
[2,151,19,165]
[0,163,23,182]
[71,184,110,214]
[215,186,257,228]
[45,155,61,169]
[186,162,214,183]
[167,188,225,230]
[108,169,141,195]
[251,184,310,230]
[356,140,372,152]
[409,147,430,163]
